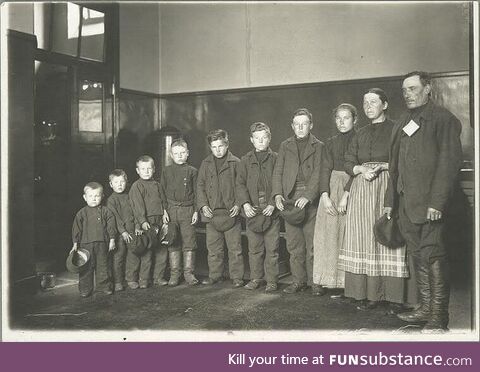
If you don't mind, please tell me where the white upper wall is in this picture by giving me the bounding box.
[3,2,470,94]
[159,2,470,94]
[119,3,161,93]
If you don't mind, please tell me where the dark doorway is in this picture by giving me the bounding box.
[34,61,70,270]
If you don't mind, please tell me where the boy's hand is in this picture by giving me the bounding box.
[135,228,144,236]
[70,243,78,254]
[191,211,198,225]
[229,205,240,218]
[122,231,133,243]
[163,211,170,224]
[243,203,257,218]
[275,195,285,211]
[202,205,213,218]
[141,222,151,231]
[262,205,275,217]
[295,197,310,210]
[108,239,116,252]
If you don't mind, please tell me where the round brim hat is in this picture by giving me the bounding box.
[66,248,91,273]
[211,208,236,232]
[374,214,405,248]
[247,213,272,233]
[280,200,306,226]
[159,222,179,246]
[126,233,151,256]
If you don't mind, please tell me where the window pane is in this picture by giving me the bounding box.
[78,80,103,132]
[80,8,105,62]
[50,3,80,56]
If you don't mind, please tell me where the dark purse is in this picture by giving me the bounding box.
[373,214,405,248]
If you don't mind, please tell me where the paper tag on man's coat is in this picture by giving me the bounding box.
[402,120,420,136]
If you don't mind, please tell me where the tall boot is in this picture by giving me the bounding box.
[397,255,431,323]
[183,251,199,285]
[168,251,183,286]
[422,258,450,332]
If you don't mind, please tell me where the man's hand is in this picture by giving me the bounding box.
[427,207,442,221]
[243,203,257,218]
[135,227,143,236]
[122,231,133,243]
[295,197,310,210]
[202,205,213,218]
[162,210,170,224]
[321,193,337,216]
[191,211,198,225]
[141,222,151,231]
[229,205,240,218]
[275,195,285,211]
[70,243,78,254]
[108,239,116,252]
[337,191,349,215]
[383,207,393,220]
[262,205,275,216]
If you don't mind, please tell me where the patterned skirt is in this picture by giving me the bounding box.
[338,162,409,278]
[313,170,350,288]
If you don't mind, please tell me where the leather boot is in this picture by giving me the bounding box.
[422,258,450,332]
[183,251,199,285]
[397,255,431,323]
[168,251,183,286]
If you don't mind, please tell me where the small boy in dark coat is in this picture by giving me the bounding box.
[106,169,144,291]
[129,155,165,288]
[71,182,116,297]
[236,122,280,292]
[160,139,199,286]
[197,129,244,288]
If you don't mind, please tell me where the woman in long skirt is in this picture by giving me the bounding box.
[312,103,356,296]
[338,88,412,311]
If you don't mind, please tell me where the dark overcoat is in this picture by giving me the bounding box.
[385,101,463,223]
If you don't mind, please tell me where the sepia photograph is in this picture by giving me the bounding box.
[0,1,477,342]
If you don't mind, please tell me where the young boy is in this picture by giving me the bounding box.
[71,182,116,297]
[160,139,199,286]
[129,155,165,288]
[197,129,244,288]
[106,169,144,291]
[236,123,280,292]
[272,108,328,294]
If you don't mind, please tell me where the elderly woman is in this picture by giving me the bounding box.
[338,88,409,311]
[312,103,357,296]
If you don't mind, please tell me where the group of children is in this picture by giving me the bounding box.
[71,108,326,297]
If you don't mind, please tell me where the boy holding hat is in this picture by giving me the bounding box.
[197,129,244,288]
[71,182,116,297]
[129,155,166,288]
[106,169,148,291]
[160,139,200,286]
[272,108,328,294]
[236,122,280,292]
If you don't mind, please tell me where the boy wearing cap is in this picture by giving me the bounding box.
[197,129,244,288]
[272,108,328,294]
[71,182,116,297]
[236,123,280,292]
[129,155,166,288]
[160,139,200,286]
[106,169,147,291]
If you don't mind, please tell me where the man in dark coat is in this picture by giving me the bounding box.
[384,71,463,332]
[272,108,328,294]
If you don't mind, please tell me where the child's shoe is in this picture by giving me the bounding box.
[139,280,149,289]
[244,279,262,290]
[265,282,278,293]
[115,283,125,292]
[127,281,139,290]
[154,278,168,286]
[104,289,113,295]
